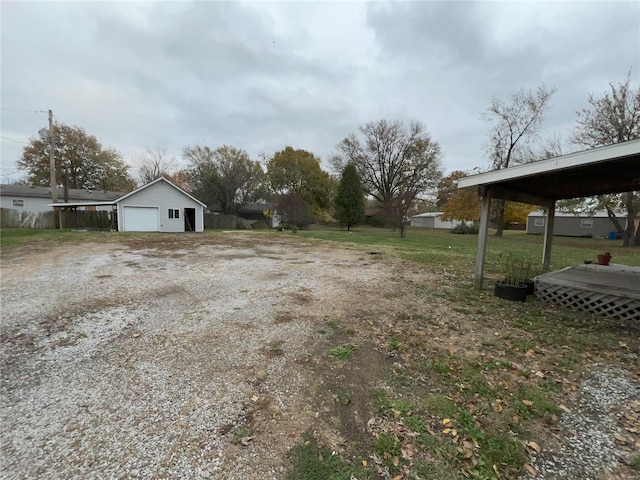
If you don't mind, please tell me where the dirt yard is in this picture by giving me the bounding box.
[1,233,408,479]
[1,232,638,480]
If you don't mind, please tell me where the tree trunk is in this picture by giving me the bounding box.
[494,199,506,236]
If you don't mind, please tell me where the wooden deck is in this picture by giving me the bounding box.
[535,264,640,320]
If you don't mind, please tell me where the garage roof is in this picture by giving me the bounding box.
[457,139,640,206]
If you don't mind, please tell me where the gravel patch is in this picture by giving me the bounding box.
[523,364,640,480]
[0,236,386,479]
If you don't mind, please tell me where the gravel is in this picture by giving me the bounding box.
[522,364,640,480]
[0,236,386,479]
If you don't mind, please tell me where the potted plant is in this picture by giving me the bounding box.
[494,253,531,302]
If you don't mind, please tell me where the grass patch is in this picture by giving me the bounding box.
[329,344,357,360]
[286,434,365,480]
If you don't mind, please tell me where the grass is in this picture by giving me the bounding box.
[329,344,357,360]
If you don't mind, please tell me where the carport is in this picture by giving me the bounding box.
[457,139,640,290]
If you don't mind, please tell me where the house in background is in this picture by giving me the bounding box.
[0,184,125,213]
[526,210,623,238]
[410,212,469,229]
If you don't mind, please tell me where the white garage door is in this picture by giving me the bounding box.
[123,206,159,232]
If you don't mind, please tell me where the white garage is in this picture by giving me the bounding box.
[115,177,206,233]
[122,206,159,232]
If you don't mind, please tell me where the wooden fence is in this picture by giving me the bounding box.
[203,213,253,230]
[0,208,112,229]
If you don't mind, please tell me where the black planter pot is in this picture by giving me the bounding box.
[524,280,535,296]
[494,282,528,303]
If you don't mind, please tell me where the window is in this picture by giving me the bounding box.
[581,219,593,228]
[12,199,24,207]
[534,218,545,227]
[168,209,173,218]
[168,209,180,219]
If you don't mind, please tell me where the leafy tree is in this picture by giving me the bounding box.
[437,171,468,208]
[335,119,442,237]
[184,145,268,213]
[504,202,537,225]
[571,72,640,246]
[334,163,365,230]
[18,123,135,192]
[267,147,334,220]
[441,177,480,223]
[484,84,556,236]
[133,148,178,185]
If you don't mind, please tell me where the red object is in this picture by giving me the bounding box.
[597,252,612,266]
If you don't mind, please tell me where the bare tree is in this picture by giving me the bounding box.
[133,148,177,185]
[335,119,442,237]
[571,72,640,246]
[484,84,556,235]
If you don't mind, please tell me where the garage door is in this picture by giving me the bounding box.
[123,206,159,232]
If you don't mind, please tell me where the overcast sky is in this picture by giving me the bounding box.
[1,1,638,184]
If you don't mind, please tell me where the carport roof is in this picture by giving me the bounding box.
[457,139,640,206]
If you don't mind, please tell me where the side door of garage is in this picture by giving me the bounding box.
[122,206,159,232]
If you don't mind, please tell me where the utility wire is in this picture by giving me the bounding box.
[1,135,29,144]
[0,108,48,113]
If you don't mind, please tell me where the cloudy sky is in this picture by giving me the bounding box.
[1,1,638,184]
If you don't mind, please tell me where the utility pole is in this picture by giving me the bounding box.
[49,109,57,204]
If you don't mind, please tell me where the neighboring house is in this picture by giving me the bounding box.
[410,212,470,229]
[0,184,125,213]
[526,210,623,238]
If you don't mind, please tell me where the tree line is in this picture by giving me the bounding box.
[15,72,640,243]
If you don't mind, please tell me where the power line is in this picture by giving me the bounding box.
[0,135,29,144]
[0,108,48,113]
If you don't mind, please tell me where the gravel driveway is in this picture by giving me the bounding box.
[0,233,389,479]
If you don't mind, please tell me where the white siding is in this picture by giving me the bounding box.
[0,195,51,213]
[116,180,204,232]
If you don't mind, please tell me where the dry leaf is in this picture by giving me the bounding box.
[443,418,451,425]
[443,428,452,434]
[528,441,541,453]
[463,440,474,449]
[524,462,537,476]
[132,333,141,338]
[522,400,533,406]
[392,456,399,467]
[362,460,367,467]
[558,405,571,413]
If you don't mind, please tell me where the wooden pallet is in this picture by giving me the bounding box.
[535,265,640,321]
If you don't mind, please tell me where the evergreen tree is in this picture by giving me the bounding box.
[334,163,365,231]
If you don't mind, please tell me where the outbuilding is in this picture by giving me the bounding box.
[115,177,206,232]
[410,212,470,229]
[526,210,622,238]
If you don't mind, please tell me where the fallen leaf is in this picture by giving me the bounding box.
[443,418,451,425]
[443,428,451,434]
[522,400,533,406]
[392,456,399,467]
[524,462,537,476]
[528,441,541,453]
[362,460,367,467]
[463,440,474,449]
[558,405,571,413]
[132,333,141,338]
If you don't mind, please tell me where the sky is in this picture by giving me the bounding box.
[1,1,639,184]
